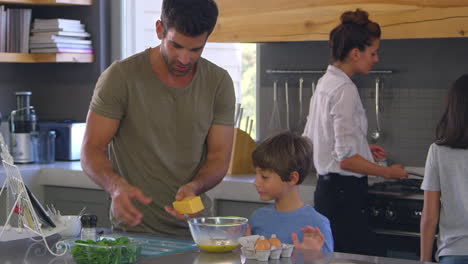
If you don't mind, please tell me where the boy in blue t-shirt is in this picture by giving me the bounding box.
[246,132,334,252]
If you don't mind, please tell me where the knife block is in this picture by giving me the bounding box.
[227,128,256,174]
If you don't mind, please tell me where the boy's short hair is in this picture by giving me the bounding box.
[161,0,218,37]
[252,131,313,184]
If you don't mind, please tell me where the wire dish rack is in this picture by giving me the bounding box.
[0,133,66,256]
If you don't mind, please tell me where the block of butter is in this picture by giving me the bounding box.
[173,196,204,214]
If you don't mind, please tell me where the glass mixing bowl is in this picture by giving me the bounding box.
[188,216,248,253]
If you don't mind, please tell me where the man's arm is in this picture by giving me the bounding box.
[81,111,151,226]
[178,124,234,197]
[165,124,234,218]
[81,111,121,193]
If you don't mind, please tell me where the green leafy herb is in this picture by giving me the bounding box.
[70,237,141,264]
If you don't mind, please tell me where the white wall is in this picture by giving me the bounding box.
[121,0,241,101]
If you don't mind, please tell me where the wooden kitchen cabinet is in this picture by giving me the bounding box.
[210,0,468,42]
[0,0,94,63]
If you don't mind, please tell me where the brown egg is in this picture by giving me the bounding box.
[269,234,282,248]
[255,236,271,250]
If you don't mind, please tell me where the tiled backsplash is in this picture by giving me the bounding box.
[361,87,446,166]
[258,38,468,167]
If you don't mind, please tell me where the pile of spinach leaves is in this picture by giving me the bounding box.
[70,237,141,264]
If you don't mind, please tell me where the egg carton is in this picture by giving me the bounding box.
[239,235,294,261]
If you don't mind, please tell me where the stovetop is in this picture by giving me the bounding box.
[368,179,423,196]
[368,179,424,233]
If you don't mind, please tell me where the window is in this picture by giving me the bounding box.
[113,0,256,139]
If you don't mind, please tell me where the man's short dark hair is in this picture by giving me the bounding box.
[252,131,313,184]
[161,0,218,37]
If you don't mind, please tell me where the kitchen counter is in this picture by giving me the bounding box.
[0,234,435,264]
[0,161,318,204]
[1,161,426,206]
[1,163,430,263]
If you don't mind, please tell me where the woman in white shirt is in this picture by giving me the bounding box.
[420,74,468,264]
[302,9,408,255]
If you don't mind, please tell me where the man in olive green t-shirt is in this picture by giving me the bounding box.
[81,0,235,236]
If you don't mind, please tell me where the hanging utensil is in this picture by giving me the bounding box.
[299,78,304,119]
[285,81,290,130]
[298,78,306,132]
[299,79,316,135]
[370,77,383,142]
[268,81,282,133]
[312,79,316,96]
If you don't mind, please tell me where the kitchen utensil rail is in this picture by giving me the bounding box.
[266,69,326,74]
[266,69,394,74]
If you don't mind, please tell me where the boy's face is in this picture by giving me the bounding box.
[253,168,291,201]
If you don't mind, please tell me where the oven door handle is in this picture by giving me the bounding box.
[372,229,421,238]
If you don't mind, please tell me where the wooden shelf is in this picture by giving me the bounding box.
[0,0,92,6]
[0,52,93,63]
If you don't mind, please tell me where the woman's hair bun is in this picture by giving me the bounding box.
[340,8,370,25]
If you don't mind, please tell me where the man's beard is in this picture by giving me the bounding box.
[161,48,193,76]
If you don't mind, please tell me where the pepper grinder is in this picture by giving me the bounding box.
[80,214,98,241]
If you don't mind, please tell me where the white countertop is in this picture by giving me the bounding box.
[36,161,101,190]
[31,162,318,204]
[1,161,425,205]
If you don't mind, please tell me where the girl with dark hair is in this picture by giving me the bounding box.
[420,74,468,264]
[302,9,408,255]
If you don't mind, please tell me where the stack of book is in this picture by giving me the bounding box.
[0,6,32,53]
[29,18,93,54]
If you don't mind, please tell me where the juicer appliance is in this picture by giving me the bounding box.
[9,91,38,163]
